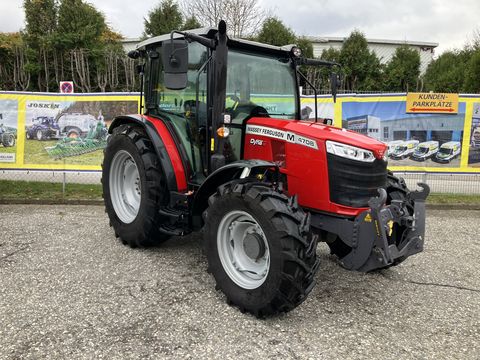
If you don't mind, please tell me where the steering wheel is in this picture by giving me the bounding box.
[226,95,270,120]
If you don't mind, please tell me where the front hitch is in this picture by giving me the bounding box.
[339,182,430,272]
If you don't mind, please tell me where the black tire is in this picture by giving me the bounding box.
[2,134,15,147]
[67,129,81,138]
[36,129,44,141]
[327,171,413,268]
[204,180,319,318]
[102,124,170,247]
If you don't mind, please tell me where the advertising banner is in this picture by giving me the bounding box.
[468,103,480,168]
[338,94,479,173]
[0,92,138,171]
[1,91,479,174]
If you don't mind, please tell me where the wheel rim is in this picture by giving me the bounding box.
[217,210,270,289]
[109,150,141,224]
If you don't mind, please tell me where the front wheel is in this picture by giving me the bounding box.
[204,181,319,317]
[2,134,15,147]
[102,124,170,247]
[36,129,44,141]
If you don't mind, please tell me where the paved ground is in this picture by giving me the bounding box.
[0,205,479,359]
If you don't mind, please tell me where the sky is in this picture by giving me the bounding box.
[1,0,478,55]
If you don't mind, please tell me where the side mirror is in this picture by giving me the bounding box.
[128,50,141,59]
[162,40,189,90]
[330,72,341,102]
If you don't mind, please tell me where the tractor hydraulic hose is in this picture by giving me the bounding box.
[170,30,216,50]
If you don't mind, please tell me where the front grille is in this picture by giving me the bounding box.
[327,154,387,208]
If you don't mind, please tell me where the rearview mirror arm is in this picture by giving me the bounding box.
[297,69,318,122]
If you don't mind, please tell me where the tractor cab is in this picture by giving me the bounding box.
[130,24,339,184]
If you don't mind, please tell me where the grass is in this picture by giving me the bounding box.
[0,179,479,206]
[0,180,102,202]
[427,193,480,205]
[24,139,104,166]
[0,145,17,153]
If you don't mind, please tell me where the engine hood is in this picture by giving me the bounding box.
[248,117,388,159]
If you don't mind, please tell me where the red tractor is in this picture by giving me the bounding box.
[102,21,429,317]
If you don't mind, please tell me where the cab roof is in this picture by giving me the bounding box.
[136,27,296,56]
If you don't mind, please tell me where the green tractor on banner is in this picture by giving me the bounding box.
[0,121,16,148]
[45,119,108,159]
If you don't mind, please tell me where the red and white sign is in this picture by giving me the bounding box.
[59,81,74,94]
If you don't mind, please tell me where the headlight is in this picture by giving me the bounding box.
[326,140,375,162]
[291,46,302,57]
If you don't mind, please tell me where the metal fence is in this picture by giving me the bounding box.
[1,169,479,196]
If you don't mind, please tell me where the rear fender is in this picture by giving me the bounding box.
[191,160,278,230]
[109,115,179,192]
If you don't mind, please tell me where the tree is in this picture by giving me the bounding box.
[384,45,420,92]
[57,0,107,49]
[56,0,109,92]
[339,30,382,91]
[463,49,480,93]
[305,47,342,92]
[182,15,202,30]
[23,0,57,91]
[23,0,57,39]
[3,0,137,93]
[257,17,296,46]
[321,47,341,62]
[182,0,266,37]
[0,33,30,91]
[144,0,183,37]
[423,50,470,92]
[223,0,266,37]
[296,37,314,59]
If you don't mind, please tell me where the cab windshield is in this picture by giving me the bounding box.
[149,42,299,178]
[439,147,453,155]
[394,146,407,153]
[226,50,298,124]
[415,147,429,155]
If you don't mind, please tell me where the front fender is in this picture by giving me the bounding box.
[109,115,179,192]
[191,160,278,230]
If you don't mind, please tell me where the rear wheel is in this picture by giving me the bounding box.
[67,129,80,138]
[102,124,170,247]
[204,181,319,317]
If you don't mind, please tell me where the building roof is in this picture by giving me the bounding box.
[307,36,438,49]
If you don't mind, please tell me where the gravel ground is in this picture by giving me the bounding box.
[0,205,479,359]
